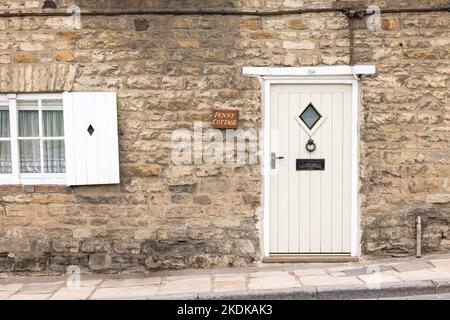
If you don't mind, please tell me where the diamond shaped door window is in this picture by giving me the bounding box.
[300,103,321,129]
[296,101,326,135]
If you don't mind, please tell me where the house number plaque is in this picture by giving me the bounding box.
[296,159,325,171]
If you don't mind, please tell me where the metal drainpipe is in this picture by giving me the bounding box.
[345,13,355,66]
[416,216,422,258]
[342,9,375,67]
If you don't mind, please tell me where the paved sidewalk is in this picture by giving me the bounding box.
[1,254,450,300]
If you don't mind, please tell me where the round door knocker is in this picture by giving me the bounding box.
[305,138,316,152]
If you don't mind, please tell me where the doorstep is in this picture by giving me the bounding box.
[263,255,359,263]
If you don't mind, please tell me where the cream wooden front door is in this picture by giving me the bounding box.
[269,84,353,254]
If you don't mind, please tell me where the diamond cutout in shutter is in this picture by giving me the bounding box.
[299,103,321,130]
[87,124,95,136]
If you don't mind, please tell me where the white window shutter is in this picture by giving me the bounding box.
[63,92,120,186]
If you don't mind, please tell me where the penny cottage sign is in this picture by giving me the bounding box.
[212,109,239,129]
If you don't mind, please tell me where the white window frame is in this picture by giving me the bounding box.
[0,93,66,185]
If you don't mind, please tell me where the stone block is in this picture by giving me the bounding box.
[56,51,75,62]
[289,19,308,30]
[426,194,450,204]
[88,254,112,271]
[382,18,400,31]
[134,18,150,31]
[193,195,212,205]
[249,32,273,40]
[81,240,112,254]
[19,42,44,52]
[13,254,49,272]
[178,40,200,49]
[282,40,315,50]
[57,31,82,40]
[240,18,262,30]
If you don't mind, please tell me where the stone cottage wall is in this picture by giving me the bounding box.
[0,0,449,273]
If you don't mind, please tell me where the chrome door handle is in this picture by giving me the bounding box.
[271,152,284,169]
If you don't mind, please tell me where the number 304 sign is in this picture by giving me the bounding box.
[212,109,239,129]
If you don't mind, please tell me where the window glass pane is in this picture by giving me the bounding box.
[42,99,63,108]
[0,141,11,173]
[0,109,10,138]
[43,140,65,173]
[17,100,38,108]
[43,111,64,137]
[299,103,322,130]
[19,140,41,173]
[18,110,39,137]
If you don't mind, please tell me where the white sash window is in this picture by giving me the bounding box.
[0,92,119,186]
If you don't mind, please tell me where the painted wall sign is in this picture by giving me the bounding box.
[296,159,325,171]
[212,109,239,129]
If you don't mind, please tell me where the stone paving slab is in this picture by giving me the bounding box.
[249,271,289,278]
[160,277,211,295]
[248,275,299,290]
[214,274,247,281]
[329,271,347,277]
[293,268,326,277]
[0,254,449,300]
[213,274,248,292]
[391,261,434,273]
[325,265,360,273]
[213,280,247,292]
[9,293,52,300]
[343,266,392,276]
[0,291,15,300]
[429,259,450,269]
[101,277,162,288]
[20,282,63,294]
[50,287,96,300]
[76,279,104,287]
[300,275,363,286]
[358,272,401,284]
[0,283,23,291]
[91,285,159,300]
[397,269,450,282]
[164,275,210,281]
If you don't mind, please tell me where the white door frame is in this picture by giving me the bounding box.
[242,65,376,258]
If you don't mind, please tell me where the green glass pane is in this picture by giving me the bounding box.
[299,103,321,130]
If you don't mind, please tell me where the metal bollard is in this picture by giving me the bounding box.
[416,216,422,258]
